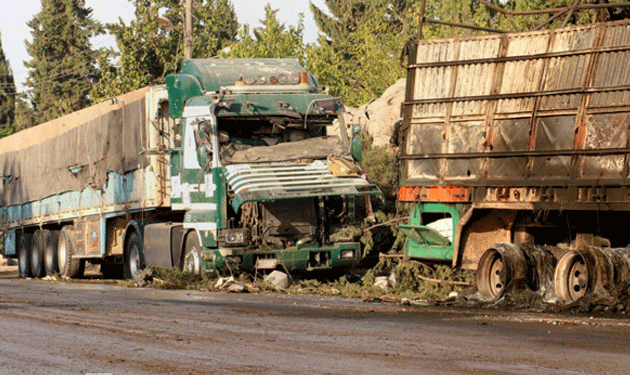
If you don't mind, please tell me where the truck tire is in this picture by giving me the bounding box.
[44,230,59,276]
[58,226,84,279]
[30,229,46,278]
[17,232,32,278]
[182,232,202,275]
[124,232,144,280]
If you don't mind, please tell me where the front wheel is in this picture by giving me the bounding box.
[58,226,84,279]
[124,232,144,280]
[182,232,202,275]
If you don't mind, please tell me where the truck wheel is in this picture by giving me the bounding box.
[182,232,202,275]
[476,243,527,301]
[44,230,59,276]
[30,229,46,278]
[17,232,32,278]
[124,232,144,280]
[58,226,84,279]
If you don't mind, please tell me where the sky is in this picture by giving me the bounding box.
[0,0,326,92]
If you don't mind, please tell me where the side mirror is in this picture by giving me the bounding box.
[350,124,362,162]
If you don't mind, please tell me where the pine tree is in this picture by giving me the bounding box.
[0,32,16,136]
[25,0,100,124]
[223,4,305,62]
[91,0,238,102]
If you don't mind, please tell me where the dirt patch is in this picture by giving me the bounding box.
[0,257,18,279]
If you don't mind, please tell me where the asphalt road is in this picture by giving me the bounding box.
[0,277,629,375]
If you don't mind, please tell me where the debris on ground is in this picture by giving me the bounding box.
[215,276,248,293]
[263,271,289,291]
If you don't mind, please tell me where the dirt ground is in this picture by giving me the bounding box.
[1,261,630,374]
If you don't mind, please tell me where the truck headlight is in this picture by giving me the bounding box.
[221,228,248,247]
[341,250,355,259]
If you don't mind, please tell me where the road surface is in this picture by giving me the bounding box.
[0,275,629,375]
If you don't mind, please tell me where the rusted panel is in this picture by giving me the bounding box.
[459,210,516,270]
[402,20,630,189]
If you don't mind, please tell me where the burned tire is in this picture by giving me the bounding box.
[553,248,615,305]
[476,243,527,301]
[182,232,202,275]
[17,232,32,278]
[58,226,84,279]
[43,230,59,276]
[124,232,144,280]
[30,229,46,278]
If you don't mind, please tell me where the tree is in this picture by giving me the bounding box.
[223,3,306,63]
[308,0,409,107]
[25,0,101,124]
[0,32,16,136]
[91,0,238,102]
[13,95,37,132]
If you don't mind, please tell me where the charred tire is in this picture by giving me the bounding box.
[182,232,202,275]
[17,232,32,278]
[58,226,84,279]
[476,243,527,301]
[124,232,144,280]
[43,230,59,276]
[30,229,46,278]
[553,248,613,304]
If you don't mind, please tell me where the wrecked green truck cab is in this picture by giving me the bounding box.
[166,58,382,275]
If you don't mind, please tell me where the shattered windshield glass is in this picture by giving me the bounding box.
[220,135,347,164]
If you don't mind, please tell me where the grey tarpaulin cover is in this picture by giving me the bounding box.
[0,87,150,207]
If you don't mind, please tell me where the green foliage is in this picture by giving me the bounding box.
[307,0,630,108]
[358,131,398,202]
[92,0,238,102]
[222,4,306,63]
[13,95,37,131]
[363,258,475,301]
[307,0,407,107]
[0,33,15,135]
[144,267,211,290]
[25,0,101,123]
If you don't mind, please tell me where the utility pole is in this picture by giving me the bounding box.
[184,0,193,59]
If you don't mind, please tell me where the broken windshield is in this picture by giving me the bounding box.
[220,135,347,164]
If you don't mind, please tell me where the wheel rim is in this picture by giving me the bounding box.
[568,257,588,302]
[488,255,506,298]
[58,234,67,274]
[477,248,511,300]
[128,243,141,279]
[555,250,591,304]
[183,248,200,274]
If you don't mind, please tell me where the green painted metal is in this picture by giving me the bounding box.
[167,58,382,275]
[402,203,461,261]
[216,92,334,117]
[179,58,311,92]
[165,74,203,119]
[208,242,361,274]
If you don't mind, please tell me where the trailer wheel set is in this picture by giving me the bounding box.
[477,244,630,305]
